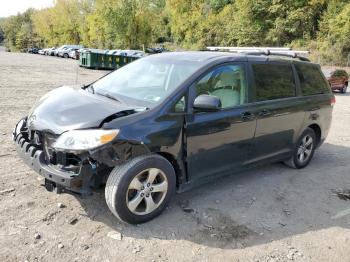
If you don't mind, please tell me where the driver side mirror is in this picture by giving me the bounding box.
[193,95,221,112]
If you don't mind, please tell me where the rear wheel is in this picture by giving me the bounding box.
[284,128,316,169]
[342,84,347,93]
[105,154,176,224]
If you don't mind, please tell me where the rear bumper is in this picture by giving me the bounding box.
[13,132,94,195]
[331,85,345,90]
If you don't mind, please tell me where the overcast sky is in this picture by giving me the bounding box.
[0,0,54,17]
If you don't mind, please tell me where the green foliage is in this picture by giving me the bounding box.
[86,0,164,49]
[2,9,40,51]
[32,0,89,47]
[0,19,5,43]
[317,1,350,65]
[1,0,350,65]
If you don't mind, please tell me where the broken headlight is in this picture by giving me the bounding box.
[53,129,119,151]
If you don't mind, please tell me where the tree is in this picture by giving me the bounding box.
[2,9,39,51]
[33,0,92,47]
[317,1,350,65]
[86,0,165,49]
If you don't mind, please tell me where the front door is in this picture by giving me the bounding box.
[185,63,256,182]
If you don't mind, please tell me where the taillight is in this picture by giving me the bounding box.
[331,96,336,106]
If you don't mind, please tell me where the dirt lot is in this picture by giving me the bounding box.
[0,51,350,262]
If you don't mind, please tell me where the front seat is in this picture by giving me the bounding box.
[211,71,240,108]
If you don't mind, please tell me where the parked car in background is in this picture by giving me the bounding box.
[58,47,73,58]
[38,49,46,55]
[68,49,80,60]
[27,47,40,54]
[323,69,349,93]
[13,51,334,224]
[55,45,83,57]
[46,47,56,56]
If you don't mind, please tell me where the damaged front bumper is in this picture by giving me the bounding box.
[13,132,95,195]
[13,118,150,196]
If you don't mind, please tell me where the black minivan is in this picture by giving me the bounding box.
[13,52,334,224]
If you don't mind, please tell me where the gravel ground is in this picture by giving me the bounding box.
[0,51,350,262]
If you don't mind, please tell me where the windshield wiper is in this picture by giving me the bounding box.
[96,92,121,103]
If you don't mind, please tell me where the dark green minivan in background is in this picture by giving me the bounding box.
[13,51,334,223]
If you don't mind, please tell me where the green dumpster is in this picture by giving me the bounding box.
[79,49,139,70]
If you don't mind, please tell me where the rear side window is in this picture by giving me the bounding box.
[252,63,296,101]
[295,63,330,95]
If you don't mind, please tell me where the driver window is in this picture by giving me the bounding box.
[195,64,247,109]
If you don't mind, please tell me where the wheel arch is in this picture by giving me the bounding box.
[155,152,185,188]
[308,123,322,146]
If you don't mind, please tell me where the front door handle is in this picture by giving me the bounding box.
[240,111,255,121]
[259,109,272,116]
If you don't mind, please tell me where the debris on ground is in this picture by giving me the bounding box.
[283,208,292,216]
[107,231,122,241]
[179,199,194,213]
[81,244,90,250]
[58,243,64,249]
[132,245,142,254]
[42,210,60,223]
[34,233,41,240]
[15,225,28,230]
[67,217,79,225]
[57,203,66,208]
[333,189,350,201]
[286,246,303,260]
[0,188,15,195]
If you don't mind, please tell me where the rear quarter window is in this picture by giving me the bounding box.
[295,63,330,96]
[252,63,296,101]
[333,70,348,78]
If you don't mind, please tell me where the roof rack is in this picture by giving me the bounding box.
[206,46,310,62]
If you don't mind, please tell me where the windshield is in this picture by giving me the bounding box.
[92,55,202,107]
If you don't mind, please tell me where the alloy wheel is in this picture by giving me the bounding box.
[126,168,168,215]
[297,135,313,163]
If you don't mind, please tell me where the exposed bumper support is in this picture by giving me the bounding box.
[14,133,94,195]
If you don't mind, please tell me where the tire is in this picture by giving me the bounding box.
[63,53,69,58]
[341,85,347,94]
[105,154,176,224]
[284,127,316,169]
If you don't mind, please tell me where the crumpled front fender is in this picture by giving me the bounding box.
[88,140,150,167]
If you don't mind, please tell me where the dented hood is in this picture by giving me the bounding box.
[27,86,137,134]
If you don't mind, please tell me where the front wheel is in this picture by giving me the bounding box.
[105,154,176,224]
[284,128,316,169]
